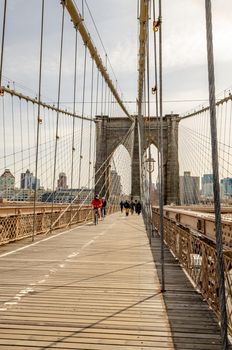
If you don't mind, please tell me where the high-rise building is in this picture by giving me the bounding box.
[220,178,232,198]
[202,174,213,198]
[0,169,15,191]
[0,169,15,200]
[21,169,40,190]
[57,172,68,190]
[179,171,200,205]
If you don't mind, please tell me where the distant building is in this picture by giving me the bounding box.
[179,171,200,205]
[0,169,15,190]
[21,169,40,190]
[41,188,93,204]
[10,188,45,202]
[57,172,68,190]
[221,178,232,198]
[110,170,121,196]
[11,189,33,202]
[0,169,15,200]
[202,174,213,198]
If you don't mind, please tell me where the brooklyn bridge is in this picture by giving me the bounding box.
[0,1,232,349]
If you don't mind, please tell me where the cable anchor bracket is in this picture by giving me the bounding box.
[153,18,161,32]
[0,86,5,96]
[151,86,157,94]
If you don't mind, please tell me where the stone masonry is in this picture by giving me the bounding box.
[95,115,180,204]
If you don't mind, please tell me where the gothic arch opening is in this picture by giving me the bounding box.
[110,144,131,198]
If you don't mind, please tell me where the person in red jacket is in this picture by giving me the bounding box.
[91,194,102,220]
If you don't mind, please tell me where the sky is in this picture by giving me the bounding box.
[1,0,232,192]
[1,0,232,115]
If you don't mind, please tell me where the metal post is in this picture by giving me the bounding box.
[205,1,228,348]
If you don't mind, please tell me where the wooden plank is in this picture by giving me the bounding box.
[0,213,231,349]
[0,214,175,349]
[150,231,232,350]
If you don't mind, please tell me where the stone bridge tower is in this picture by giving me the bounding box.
[95,114,180,205]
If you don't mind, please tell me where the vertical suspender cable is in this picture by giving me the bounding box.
[142,25,147,223]
[88,58,94,189]
[0,0,7,87]
[152,0,159,118]
[19,98,24,174]
[152,0,160,212]
[109,91,113,117]
[205,1,228,348]
[104,54,108,115]
[32,0,45,242]
[11,95,16,177]
[158,0,165,292]
[100,70,104,115]
[107,88,111,116]
[32,103,36,140]
[26,102,31,171]
[82,0,84,19]
[78,44,87,189]
[94,68,100,193]
[70,27,78,226]
[51,2,65,231]
[115,79,118,115]
[146,18,153,245]
[2,95,6,170]
[95,69,99,115]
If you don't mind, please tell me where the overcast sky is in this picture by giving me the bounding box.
[1,0,232,117]
[1,0,232,191]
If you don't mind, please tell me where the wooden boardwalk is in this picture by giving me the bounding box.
[0,212,230,349]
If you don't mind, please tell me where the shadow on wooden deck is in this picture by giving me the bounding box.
[149,231,232,350]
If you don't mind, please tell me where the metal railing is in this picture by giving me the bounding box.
[0,204,119,245]
[152,208,232,335]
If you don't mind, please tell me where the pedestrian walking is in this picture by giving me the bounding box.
[120,200,124,213]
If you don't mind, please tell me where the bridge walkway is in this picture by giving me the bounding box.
[0,212,230,349]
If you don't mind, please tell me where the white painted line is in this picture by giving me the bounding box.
[18,290,28,295]
[0,223,88,258]
[68,252,79,258]
[81,240,94,249]
[18,288,34,294]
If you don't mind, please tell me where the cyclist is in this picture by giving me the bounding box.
[91,195,102,223]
